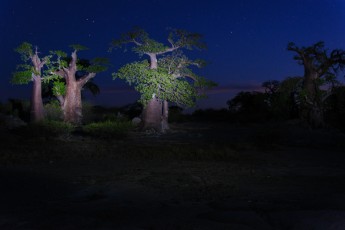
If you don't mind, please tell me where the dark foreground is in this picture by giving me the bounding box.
[1,122,345,229]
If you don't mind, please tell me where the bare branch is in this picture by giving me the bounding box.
[52,69,66,78]
[70,50,78,71]
[39,57,48,69]
[167,38,175,48]
[132,39,142,46]
[78,72,96,86]
[56,95,65,107]
[157,46,180,55]
[174,73,197,81]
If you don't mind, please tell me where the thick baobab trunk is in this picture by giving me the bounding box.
[57,50,96,125]
[141,53,170,132]
[63,80,83,125]
[142,98,163,131]
[29,52,46,122]
[30,75,44,122]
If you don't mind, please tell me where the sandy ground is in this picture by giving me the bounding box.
[0,122,345,229]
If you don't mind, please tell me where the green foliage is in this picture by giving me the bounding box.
[44,48,106,105]
[50,50,67,58]
[52,80,66,96]
[44,101,63,121]
[75,57,109,73]
[42,73,62,84]
[38,120,75,136]
[168,29,207,50]
[109,27,206,55]
[69,44,89,51]
[14,42,33,61]
[11,70,32,84]
[109,27,161,53]
[83,120,133,139]
[91,57,110,65]
[114,61,195,106]
[111,28,214,109]
[12,42,51,86]
[113,51,215,107]
[13,42,35,85]
[85,65,107,73]
[133,39,168,54]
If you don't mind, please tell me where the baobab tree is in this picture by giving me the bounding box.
[48,45,107,124]
[12,42,48,122]
[110,28,213,132]
[287,41,345,127]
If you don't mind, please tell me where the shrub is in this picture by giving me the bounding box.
[44,101,63,121]
[82,102,96,124]
[12,120,75,138]
[41,120,75,135]
[83,120,133,139]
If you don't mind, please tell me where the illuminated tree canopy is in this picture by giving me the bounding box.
[12,42,108,124]
[110,28,215,132]
[114,51,215,107]
[12,42,49,122]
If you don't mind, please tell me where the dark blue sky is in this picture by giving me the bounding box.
[0,0,344,109]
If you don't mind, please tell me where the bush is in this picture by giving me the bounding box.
[82,102,97,124]
[83,120,133,139]
[12,120,75,138]
[41,120,75,135]
[44,101,63,121]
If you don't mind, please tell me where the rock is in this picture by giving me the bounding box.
[131,117,142,126]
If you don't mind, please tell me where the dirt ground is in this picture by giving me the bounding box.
[1,122,345,229]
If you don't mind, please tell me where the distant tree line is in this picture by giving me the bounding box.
[189,42,345,130]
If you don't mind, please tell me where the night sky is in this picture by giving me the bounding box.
[0,0,344,110]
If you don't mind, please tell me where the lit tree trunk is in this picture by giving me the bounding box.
[30,74,44,122]
[59,50,96,125]
[63,79,83,124]
[142,97,163,131]
[142,53,169,132]
[30,52,46,122]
